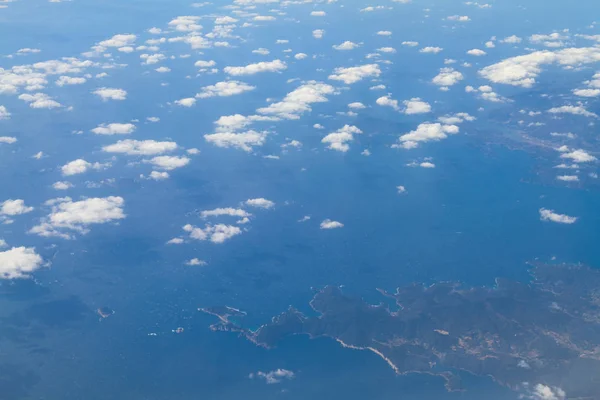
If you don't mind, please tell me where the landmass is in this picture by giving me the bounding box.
[200,263,600,398]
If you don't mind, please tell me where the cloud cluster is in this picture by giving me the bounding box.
[204,130,268,152]
[395,122,459,149]
[224,60,287,76]
[539,208,577,224]
[328,64,381,84]
[183,223,242,244]
[196,81,255,98]
[1,199,34,216]
[0,247,45,279]
[257,81,335,119]
[322,125,362,152]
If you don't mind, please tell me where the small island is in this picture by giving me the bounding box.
[200,263,600,398]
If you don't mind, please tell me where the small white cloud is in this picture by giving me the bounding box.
[61,159,105,176]
[310,11,326,16]
[167,238,184,245]
[0,106,10,120]
[183,223,242,244]
[91,123,136,135]
[251,369,295,384]
[93,87,127,101]
[467,49,486,56]
[447,15,470,22]
[432,68,464,87]
[224,60,287,76]
[205,130,268,152]
[0,136,17,144]
[18,93,62,109]
[175,97,197,107]
[245,198,275,209]
[500,35,522,44]
[395,122,459,149]
[420,46,443,54]
[312,29,325,39]
[560,149,597,163]
[328,64,381,84]
[348,102,366,109]
[0,247,45,279]
[377,31,392,36]
[144,155,190,170]
[56,76,86,86]
[322,125,362,152]
[548,105,597,118]
[102,139,178,156]
[403,98,431,114]
[196,81,255,98]
[539,208,577,224]
[333,41,360,51]
[397,185,407,194]
[376,95,400,111]
[186,258,207,266]
[1,199,33,216]
[320,219,344,229]
[294,53,308,60]
[52,181,74,190]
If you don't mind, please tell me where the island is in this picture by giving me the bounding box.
[200,263,600,398]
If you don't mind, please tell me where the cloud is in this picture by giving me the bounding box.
[0,136,17,144]
[61,159,106,176]
[556,175,579,182]
[252,48,270,55]
[144,156,190,170]
[245,198,275,209]
[402,41,418,46]
[224,60,287,76]
[0,247,45,279]
[175,98,197,107]
[333,41,360,51]
[500,35,522,44]
[447,15,470,21]
[18,93,62,108]
[573,88,600,97]
[328,64,381,84]
[419,161,435,168]
[56,76,86,86]
[205,130,268,152]
[432,68,464,87]
[1,199,33,215]
[322,125,362,152]
[479,47,600,87]
[348,102,366,109]
[102,139,178,155]
[539,208,577,224]
[465,85,510,103]
[195,60,217,68]
[467,49,486,56]
[378,31,392,36]
[376,95,400,111]
[0,105,10,120]
[312,29,325,39]
[257,81,335,119]
[320,219,344,229]
[395,122,459,149]
[251,369,295,384]
[53,181,73,190]
[183,223,242,244]
[403,98,431,114]
[310,11,326,16]
[168,16,202,32]
[294,53,308,60]
[91,123,136,135]
[560,149,597,163]
[140,53,166,65]
[29,196,126,239]
[397,185,407,194]
[186,258,207,266]
[93,87,127,101]
[201,208,251,218]
[527,384,566,400]
[98,34,136,48]
[548,105,597,118]
[196,81,255,98]
[377,47,396,53]
[420,46,443,54]
[145,171,170,181]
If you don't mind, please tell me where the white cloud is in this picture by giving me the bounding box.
[195,60,217,68]
[1,199,33,216]
[447,15,470,21]
[539,208,577,224]
[467,49,486,56]
[378,31,392,36]
[322,125,362,152]
[61,159,105,176]
[167,238,184,245]
[333,41,360,51]
[175,97,197,107]
[500,35,522,44]
[183,223,242,244]
[52,181,73,190]
[91,123,136,135]
[56,76,86,86]
[548,105,597,118]
[201,208,251,219]
[18,93,62,109]
[145,171,170,181]
[102,139,178,155]
[320,219,344,229]
[395,122,459,149]
[155,66,171,73]
[402,41,419,47]
[310,11,326,16]
[252,369,295,384]
[168,16,202,32]
[432,68,464,87]
[403,98,431,114]
[224,60,287,76]
[376,95,400,111]
[479,47,600,87]
[0,105,10,120]
[0,247,44,279]
[348,102,366,109]
[328,64,381,84]
[29,196,126,239]
[246,198,275,209]
[98,34,136,48]
[397,185,407,194]
[560,149,597,163]
[556,175,579,182]
[252,48,270,55]
[205,130,268,152]
[312,29,325,39]
[93,87,127,101]
[186,258,207,266]
[294,53,308,60]
[528,384,566,400]
[377,47,396,53]
[0,136,17,144]
[419,161,435,168]
[420,46,443,54]
[144,156,190,170]
[573,88,600,97]
[196,81,255,98]
[257,81,335,119]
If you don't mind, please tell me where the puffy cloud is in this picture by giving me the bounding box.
[333,41,360,51]
[224,60,287,76]
[29,196,126,239]
[377,47,396,53]
[467,49,486,56]
[528,384,566,400]
[447,15,470,21]
[196,81,255,98]
[195,60,217,68]
[0,247,44,279]
[18,93,62,109]
[252,48,270,55]
[0,105,10,120]
[539,208,577,224]
[257,81,335,119]
[168,16,202,32]
[556,175,579,182]
[403,98,431,114]
[573,88,600,97]
[466,85,510,103]
[402,41,419,47]
[320,219,344,229]
[98,34,136,48]
[61,159,106,176]
[560,149,596,163]
[376,95,400,111]
[186,258,207,266]
[322,125,362,152]
[205,130,268,152]
[310,11,326,16]
[419,161,435,168]
[0,136,17,144]
[501,35,522,44]
[1,199,33,215]
[245,198,274,209]
[183,223,242,244]
[420,46,443,54]
[312,29,325,39]
[91,123,136,135]
[479,47,600,87]
[294,53,308,60]
[397,185,407,194]
[348,102,366,109]
[55,76,86,86]
[254,15,276,21]
[175,98,197,107]
[52,181,74,190]
[102,139,178,155]
[146,171,170,181]
[140,53,166,65]
[432,68,464,87]
[93,87,127,101]
[328,64,381,84]
[201,208,251,218]
[144,156,190,170]
[251,369,295,384]
[548,105,597,118]
[378,31,392,36]
[395,122,459,149]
